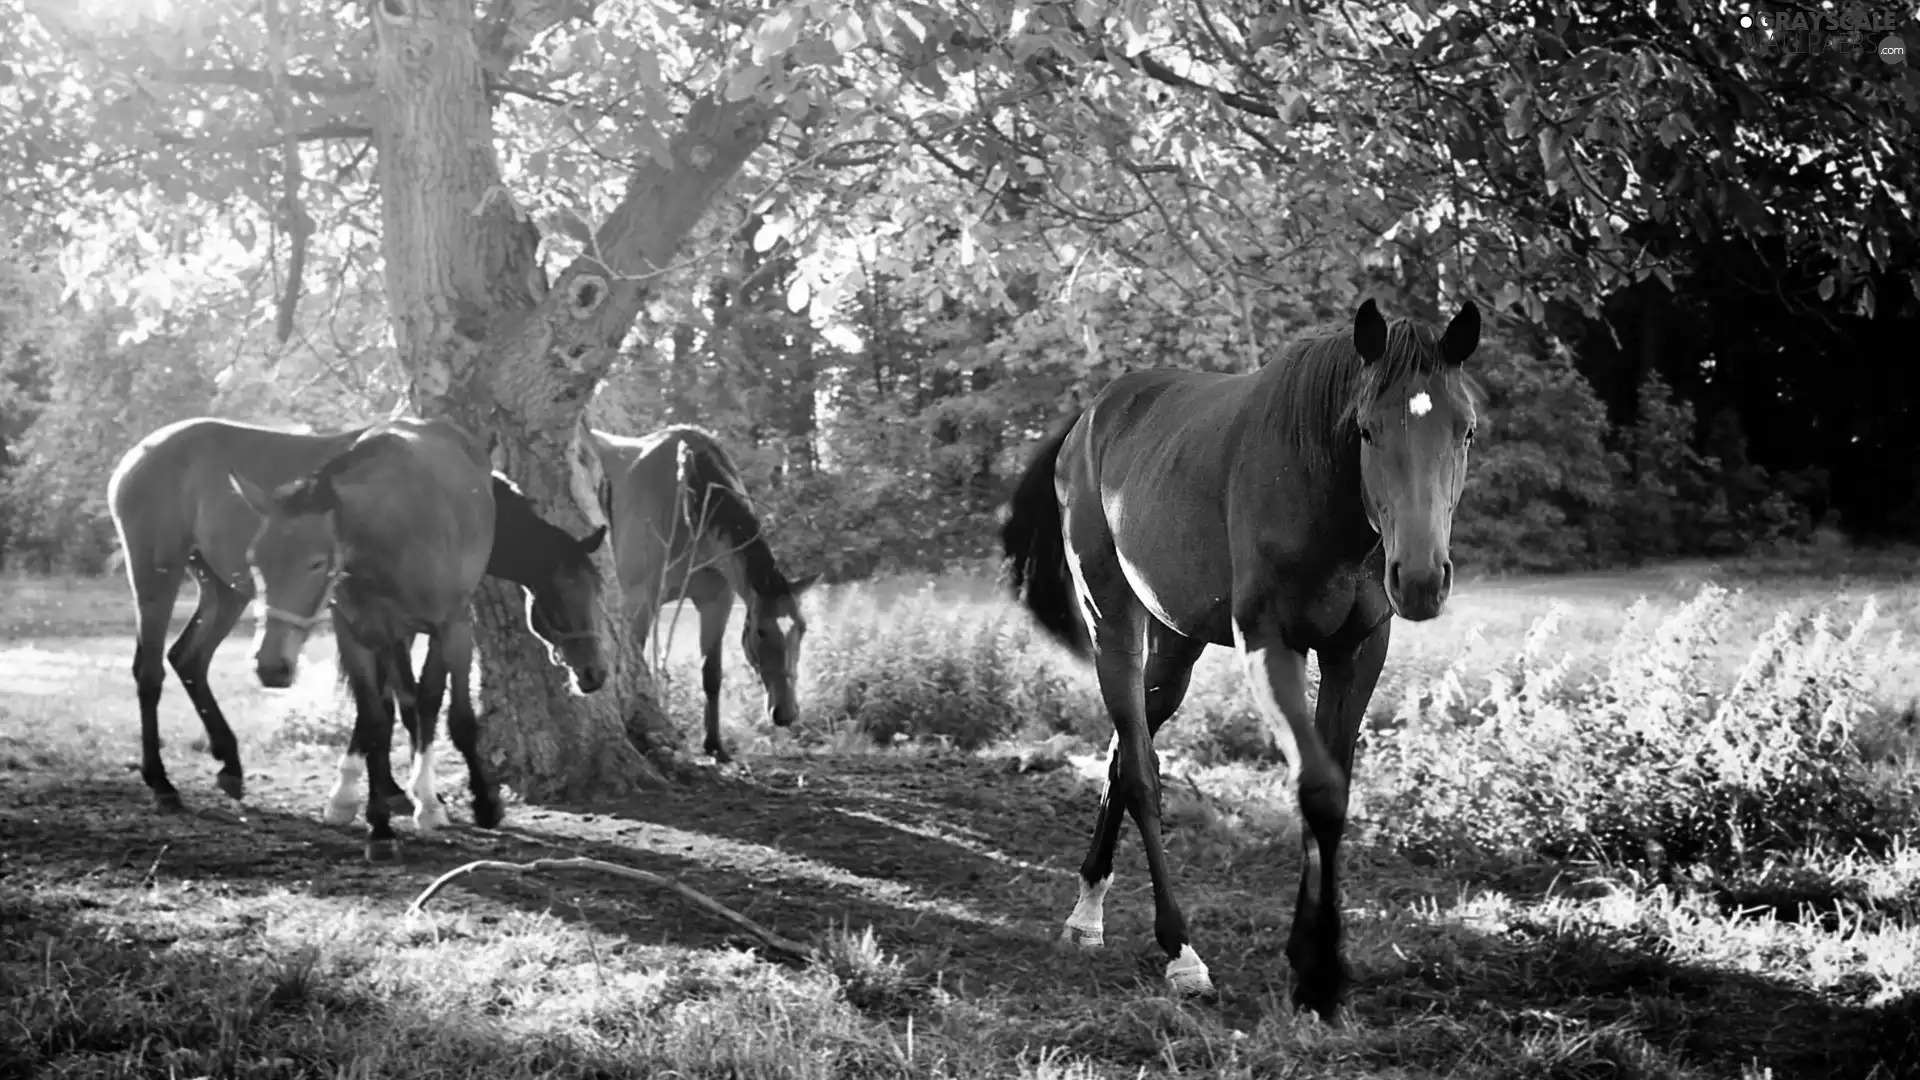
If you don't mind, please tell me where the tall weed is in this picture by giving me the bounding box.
[1365,584,1904,868]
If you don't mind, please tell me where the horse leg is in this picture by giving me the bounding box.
[1234,620,1352,1021]
[697,594,731,763]
[409,641,456,819]
[1063,622,1205,951]
[332,628,403,862]
[167,557,250,801]
[394,639,449,832]
[437,619,502,829]
[130,561,187,813]
[1289,619,1391,1019]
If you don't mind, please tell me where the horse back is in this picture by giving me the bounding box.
[588,425,741,614]
[332,419,497,621]
[1062,369,1262,644]
[108,417,368,592]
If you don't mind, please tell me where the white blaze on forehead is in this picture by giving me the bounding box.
[775,614,796,638]
[1409,391,1434,417]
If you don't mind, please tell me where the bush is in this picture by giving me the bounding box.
[1451,338,1620,572]
[1363,584,1901,869]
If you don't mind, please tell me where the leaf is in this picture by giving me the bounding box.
[1855,283,1875,318]
[830,10,868,53]
[753,218,785,253]
[632,48,662,90]
[234,217,256,253]
[554,208,596,246]
[752,8,805,66]
[895,8,927,45]
[786,276,811,313]
[1817,274,1835,301]
[726,62,765,102]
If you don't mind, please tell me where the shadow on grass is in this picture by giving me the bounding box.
[3,756,1916,1079]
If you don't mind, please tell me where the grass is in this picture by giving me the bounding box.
[1,551,1917,1078]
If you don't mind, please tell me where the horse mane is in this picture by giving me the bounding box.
[275,428,406,515]
[666,426,792,600]
[1263,315,1482,475]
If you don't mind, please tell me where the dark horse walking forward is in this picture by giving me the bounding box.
[107,416,609,823]
[583,425,817,763]
[233,417,500,860]
[1001,298,1481,1017]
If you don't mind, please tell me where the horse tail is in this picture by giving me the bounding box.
[1000,417,1090,661]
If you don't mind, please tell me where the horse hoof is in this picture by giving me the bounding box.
[153,791,186,815]
[215,774,245,801]
[365,838,398,863]
[1166,946,1215,999]
[705,744,731,764]
[413,803,451,832]
[384,792,416,816]
[471,799,504,831]
[1059,923,1104,950]
[320,801,357,827]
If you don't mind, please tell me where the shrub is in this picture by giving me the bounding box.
[1363,583,1901,869]
[1451,338,1620,573]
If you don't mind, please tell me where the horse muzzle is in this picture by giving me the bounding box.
[256,656,298,689]
[1386,555,1453,622]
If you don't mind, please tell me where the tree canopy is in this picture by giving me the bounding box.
[2,0,1914,782]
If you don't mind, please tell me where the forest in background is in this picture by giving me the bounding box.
[0,0,1914,585]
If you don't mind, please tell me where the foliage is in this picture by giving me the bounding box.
[1365,585,1903,869]
[1451,335,1621,572]
[3,312,219,574]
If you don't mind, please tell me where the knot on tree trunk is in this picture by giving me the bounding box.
[568,275,607,319]
[377,0,414,25]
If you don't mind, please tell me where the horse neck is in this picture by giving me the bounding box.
[1241,350,1377,553]
[488,504,563,588]
[709,530,786,607]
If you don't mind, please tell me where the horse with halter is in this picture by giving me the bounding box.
[108,417,610,826]
[582,424,817,763]
[1001,298,1482,1017]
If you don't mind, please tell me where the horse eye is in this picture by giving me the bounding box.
[1465,425,1477,446]
[309,557,329,572]
[1358,427,1375,445]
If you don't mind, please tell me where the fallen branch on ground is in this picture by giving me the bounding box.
[406,856,813,964]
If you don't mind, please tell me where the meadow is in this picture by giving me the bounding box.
[1,552,1917,1079]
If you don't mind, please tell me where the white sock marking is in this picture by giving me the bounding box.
[323,753,363,826]
[409,742,449,831]
[1166,943,1214,995]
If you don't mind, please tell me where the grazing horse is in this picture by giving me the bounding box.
[106,417,610,819]
[1000,298,1482,1018]
[232,417,499,860]
[583,425,817,763]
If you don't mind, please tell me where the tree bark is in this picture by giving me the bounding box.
[368,0,775,799]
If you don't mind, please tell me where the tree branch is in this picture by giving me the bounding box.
[158,66,369,98]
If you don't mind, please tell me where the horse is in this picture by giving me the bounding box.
[341,472,611,833]
[106,416,609,822]
[1000,298,1481,1019]
[231,416,504,860]
[582,424,817,763]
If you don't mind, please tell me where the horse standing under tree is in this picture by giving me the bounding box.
[107,415,608,830]
[235,417,515,860]
[582,424,817,764]
[1001,298,1482,1018]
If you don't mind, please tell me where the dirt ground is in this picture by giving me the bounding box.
[0,746,1301,1016]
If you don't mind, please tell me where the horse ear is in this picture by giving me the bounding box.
[1441,300,1481,367]
[580,524,608,555]
[229,472,275,516]
[789,572,820,595]
[1353,299,1387,364]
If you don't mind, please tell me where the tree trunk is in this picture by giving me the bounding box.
[368,0,774,799]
